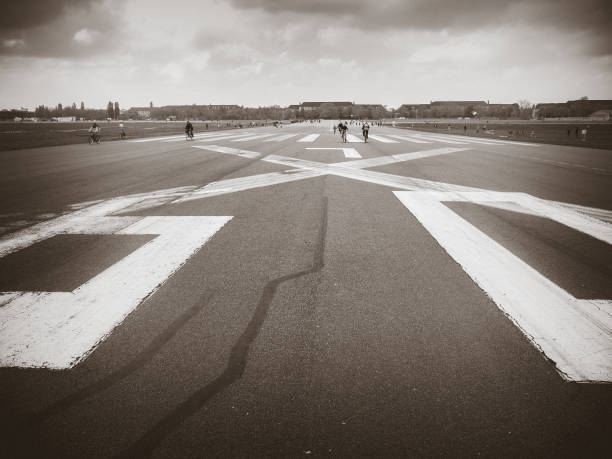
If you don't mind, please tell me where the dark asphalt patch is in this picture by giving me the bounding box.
[0,234,155,292]
[445,202,612,299]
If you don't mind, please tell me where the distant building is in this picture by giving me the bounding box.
[53,116,77,122]
[590,110,612,121]
[299,101,353,111]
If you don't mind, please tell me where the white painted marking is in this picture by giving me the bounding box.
[264,133,300,142]
[345,134,363,143]
[409,134,466,145]
[335,147,466,168]
[174,170,323,203]
[368,135,399,143]
[192,145,260,159]
[393,190,612,382]
[297,134,320,142]
[305,147,362,158]
[263,154,481,193]
[0,206,231,368]
[387,134,432,144]
[233,133,278,142]
[164,132,253,143]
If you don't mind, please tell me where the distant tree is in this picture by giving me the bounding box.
[150,101,153,108]
[517,100,533,119]
[114,101,120,119]
[35,105,51,119]
[580,96,589,100]
[106,101,114,119]
[80,101,85,111]
[57,103,63,115]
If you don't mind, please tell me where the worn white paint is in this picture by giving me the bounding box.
[232,133,278,142]
[262,154,481,193]
[368,135,399,143]
[192,145,260,159]
[305,147,362,158]
[345,134,364,143]
[393,190,612,382]
[297,134,320,142]
[387,134,432,144]
[264,133,300,142]
[0,205,231,368]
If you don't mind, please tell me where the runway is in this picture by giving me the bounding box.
[1,123,611,457]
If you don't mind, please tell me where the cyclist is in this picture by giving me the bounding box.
[88,123,100,144]
[338,121,347,143]
[362,122,370,142]
[185,120,194,140]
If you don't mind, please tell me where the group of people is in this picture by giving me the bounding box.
[87,122,127,144]
[333,121,370,142]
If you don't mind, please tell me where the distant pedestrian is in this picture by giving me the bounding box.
[463,124,467,134]
[575,127,579,138]
[567,128,570,137]
[333,124,337,134]
[119,122,126,139]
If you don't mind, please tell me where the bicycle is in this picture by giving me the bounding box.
[88,132,101,144]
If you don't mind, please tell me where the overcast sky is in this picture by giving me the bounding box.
[1,0,611,110]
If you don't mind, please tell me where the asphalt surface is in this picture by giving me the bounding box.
[1,123,611,458]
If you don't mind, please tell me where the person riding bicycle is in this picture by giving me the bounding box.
[362,122,370,142]
[338,121,348,143]
[88,123,100,143]
[185,120,194,140]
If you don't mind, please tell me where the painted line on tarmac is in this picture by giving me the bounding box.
[233,133,278,142]
[297,134,320,142]
[394,190,612,383]
[306,147,362,158]
[192,145,260,159]
[0,196,231,369]
[345,134,364,143]
[335,147,467,168]
[368,134,399,143]
[387,134,432,144]
[264,133,300,142]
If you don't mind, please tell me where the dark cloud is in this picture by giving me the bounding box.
[229,0,612,54]
[0,0,126,58]
[0,0,93,30]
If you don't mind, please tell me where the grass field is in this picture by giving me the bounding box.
[393,120,612,150]
[0,120,270,151]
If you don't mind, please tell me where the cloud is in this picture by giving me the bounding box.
[0,0,127,57]
[228,0,612,55]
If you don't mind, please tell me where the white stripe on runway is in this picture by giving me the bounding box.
[192,145,260,159]
[0,202,231,369]
[264,133,300,142]
[297,134,320,142]
[345,134,363,143]
[387,134,432,144]
[305,147,362,158]
[394,190,612,382]
[409,134,466,144]
[336,147,466,168]
[369,134,399,143]
[232,133,278,142]
[170,131,254,142]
